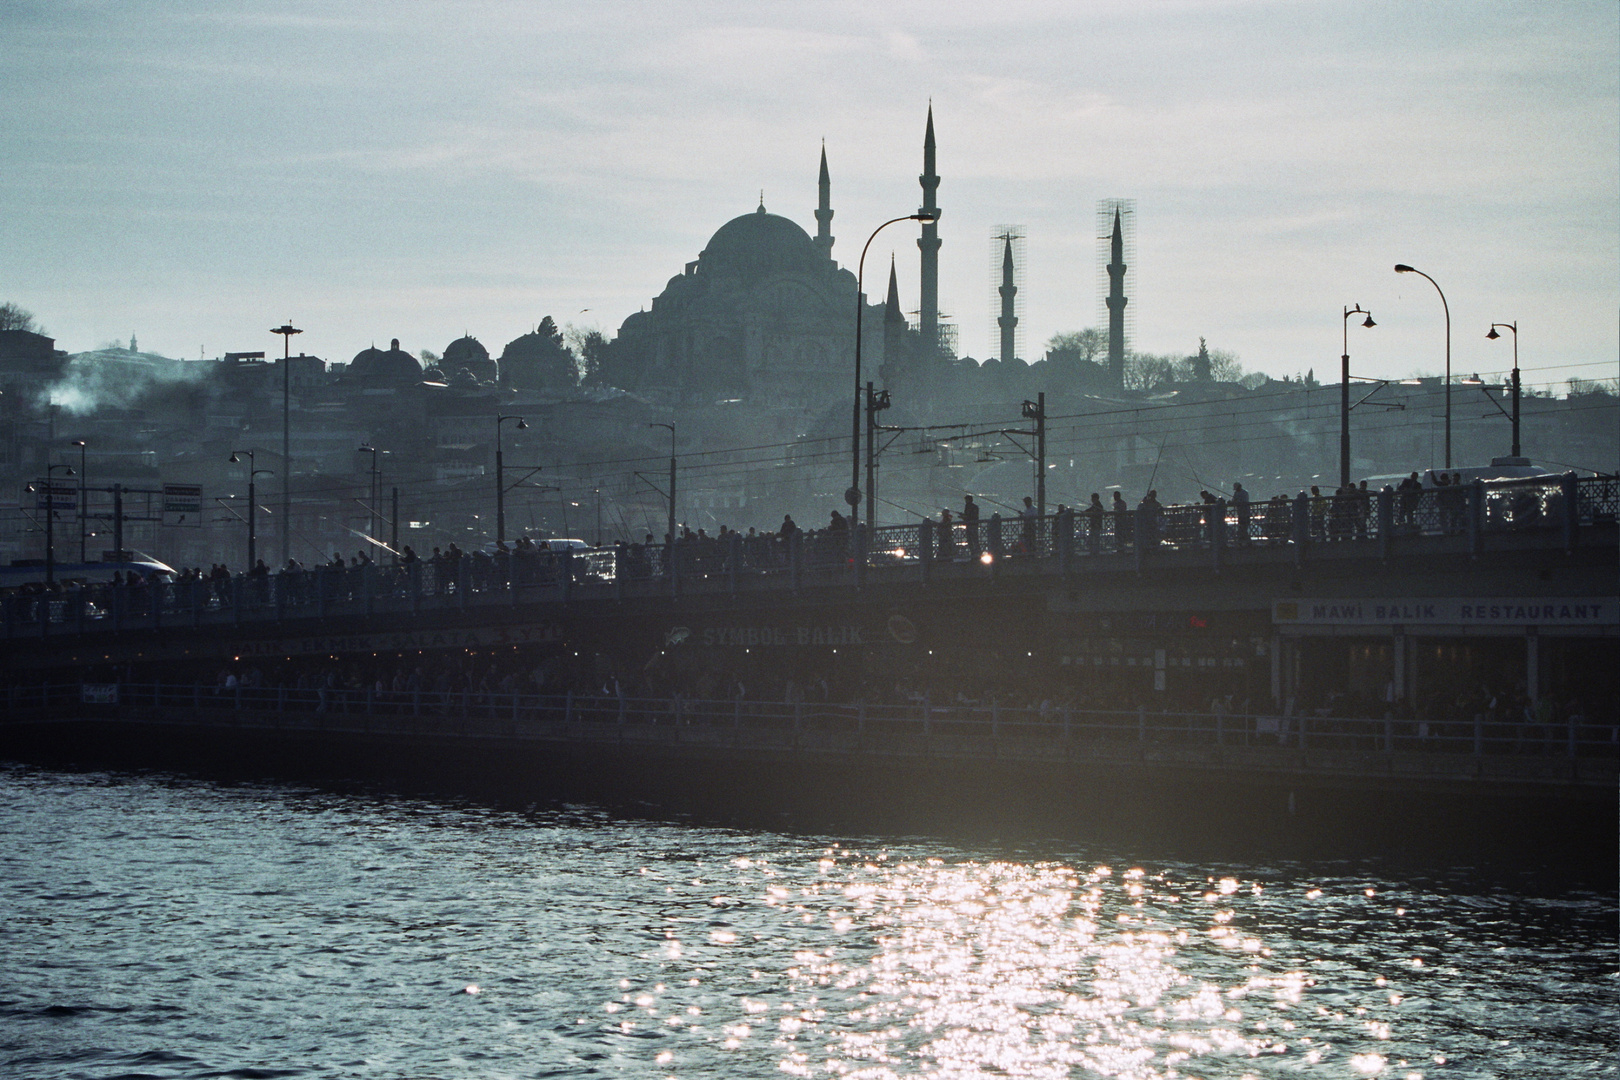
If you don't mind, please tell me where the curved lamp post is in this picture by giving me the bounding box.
[229,450,274,569]
[40,462,75,586]
[358,445,383,546]
[1394,264,1451,468]
[71,439,87,561]
[1486,322,1521,458]
[1340,305,1375,489]
[851,211,938,549]
[495,414,527,544]
[270,321,301,564]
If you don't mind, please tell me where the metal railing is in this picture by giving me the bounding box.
[2,474,1612,640]
[8,682,1618,769]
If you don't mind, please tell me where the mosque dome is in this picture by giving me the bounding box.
[349,338,422,384]
[698,204,822,279]
[443,335,496,384]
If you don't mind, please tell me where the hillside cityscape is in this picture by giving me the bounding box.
[1,111,1613,573]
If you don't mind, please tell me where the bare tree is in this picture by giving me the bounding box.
[0,302,42,333]
[1045,328,1105,364]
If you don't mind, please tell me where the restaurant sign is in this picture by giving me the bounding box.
[1273,598,1617,627]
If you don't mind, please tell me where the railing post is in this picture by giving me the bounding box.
[988,514,1003,573]
[1467,481,1484,555]
[1561,472,1579,551]
[1292,492,1310,566]
[919,518,933,583]
[1377,486,1394,559]
[1056,507,1073,576]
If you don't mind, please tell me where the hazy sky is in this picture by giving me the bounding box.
[3,0,1615,391]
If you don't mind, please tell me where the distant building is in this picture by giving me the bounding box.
[609,167,882,411]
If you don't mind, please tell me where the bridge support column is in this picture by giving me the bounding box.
[1392,628,1406,705]
[1526,629,1539,705]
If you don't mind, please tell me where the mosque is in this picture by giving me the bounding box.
[606,108,953,414]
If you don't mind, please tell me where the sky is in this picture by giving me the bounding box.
[2,0,1615,393]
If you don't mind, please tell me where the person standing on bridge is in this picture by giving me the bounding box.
[1232,483,1250,544]
[963,494,981,558]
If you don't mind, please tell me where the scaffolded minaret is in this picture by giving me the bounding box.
[918,105,941,355]
[998,235,1018,362]
[814,143,834,258]
[1105,207,1128,389]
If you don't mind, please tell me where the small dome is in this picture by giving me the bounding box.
[443,335,496,383]
[698,206,821,279]
[349,337,422,384]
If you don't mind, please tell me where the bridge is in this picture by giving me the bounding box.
[4,473,1614,645]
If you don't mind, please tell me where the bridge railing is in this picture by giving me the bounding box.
[9,681,1617,763]
[2,475,1612,640]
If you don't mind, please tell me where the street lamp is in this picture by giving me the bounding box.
[71,439,86,561]
[229,450,274,569]
[851,211,939,547]
[1340,305,1375,489]
[648,422,676,547]
[1393,265,1451,468]
[495,414,527,544]
[39,462,75,586]
[1486,322,1522,459]
[358,445,382,546]
[271,321,302,564]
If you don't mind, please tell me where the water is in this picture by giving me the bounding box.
[0,765,1613,1079]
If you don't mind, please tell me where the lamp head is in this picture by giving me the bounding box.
[1486,327,1500,340]
[1362,315,1376,329]
[516,418,528,430]
[72,440,85,448]
[229,453,240,463]
[912,210,939,223]
[1394,264,1415,273]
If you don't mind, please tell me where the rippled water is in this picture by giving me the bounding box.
[0,765,1613,1079]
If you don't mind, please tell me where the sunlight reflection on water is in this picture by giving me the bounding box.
[1,766,1613,1079]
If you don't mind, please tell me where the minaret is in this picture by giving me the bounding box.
[998,235,1018,362]
[1105,208,1128,389]
[883,255,906,375]
[918,105,941,355]
[814,143,834,258]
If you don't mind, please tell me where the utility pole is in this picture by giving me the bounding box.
[648,423,676,545]
[865,382,890,533]
[72,440,87,562]
[271,321,301,565]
